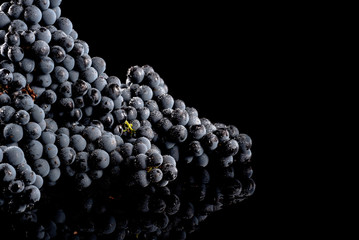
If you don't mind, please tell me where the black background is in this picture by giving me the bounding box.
[62,1,323,239]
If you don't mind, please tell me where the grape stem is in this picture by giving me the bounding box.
[0,84,9,95]
[21,85,37,101]
[123,120,135,136]
[0,84,37,101]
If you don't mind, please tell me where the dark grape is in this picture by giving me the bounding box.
[14,94,34,111]
[70,134,86,152]
[47,167,61,182]
[170,108,189,126]
[0,12,11,29]
[127,65,145,84]
[74,172,91,190]
[168,125,187,143]
[147,150,163,167]
[43,143,58,158]
[56,17,73,35]
[3,123,23,142]
[24,139,43,160]
[23,122,42,140]
[50,45,66,63]
[73,151,89,173]
[89,149,109,170]
[7,4,24,19]
[23,185,41,203]
[5,32,20,46]
[8,179,25,193]
[29,105,45,123]
[19,58,35,73]
[132,170,150,187]
[188,124,206,140]
[0,163,16,182]
[148,168,163,183]
[97,134,116,153]
[20,30,35,45]
[58,147,76,165]
[42,8,57,25]
[201,132,219,151]
[32,158,50,177]
[40,129,56,144]
[3,146,26,166]
[31,40,50,58]
[35,0,50,11]
[35,27,52,43]
[82,126,101,142]
[92,56,106,75]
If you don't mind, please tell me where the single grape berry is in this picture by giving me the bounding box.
[89,149,110,170]
[3,123,24,142]
[168,125,188,143]
[0,163,17,182]
[3,146,26,166]
[127,65,145,84]
[0,68,13,85]
[32,40,50,58]
[24,5,42,24]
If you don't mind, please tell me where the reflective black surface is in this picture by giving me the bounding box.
[48,1,333,239]
[0,158,255,239]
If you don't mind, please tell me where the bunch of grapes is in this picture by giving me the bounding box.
[0,146,42,213]
[0,68,60,212]
[0,0,253,213]
[124,66,252,168]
